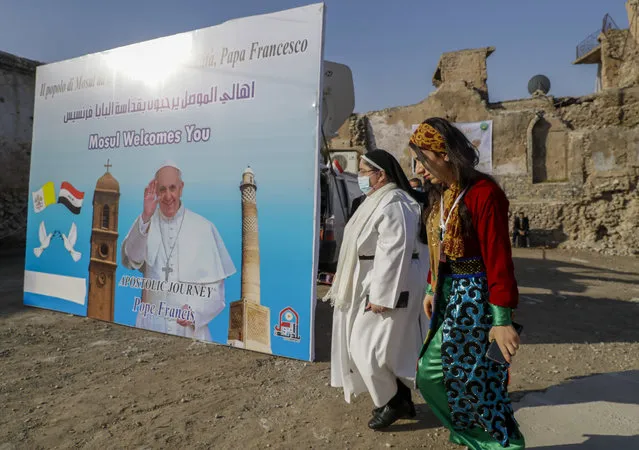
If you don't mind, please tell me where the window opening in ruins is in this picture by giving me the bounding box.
[531,118,569,184]
[532,119,550,183]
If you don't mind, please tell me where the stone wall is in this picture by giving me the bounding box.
[0,51,40,247]
[628,0,639,45]
[432,47,494,101]
[600,29,639,90]
[330,78,639,256]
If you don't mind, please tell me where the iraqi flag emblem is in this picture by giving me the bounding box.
[57,181,85,215]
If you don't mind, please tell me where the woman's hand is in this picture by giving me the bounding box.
[423,294,434,319]
[489,325,520,364]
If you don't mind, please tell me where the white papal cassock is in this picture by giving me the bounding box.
[330,188,429,407]
[121,204,236,341]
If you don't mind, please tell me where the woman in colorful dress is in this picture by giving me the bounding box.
[409,118,526,449]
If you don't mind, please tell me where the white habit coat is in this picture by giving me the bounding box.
[330,189,429,407]
[121,204,236,341]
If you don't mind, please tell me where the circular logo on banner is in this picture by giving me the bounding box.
[480,122,489,131]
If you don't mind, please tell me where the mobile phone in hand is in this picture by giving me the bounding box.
[486,322,523,365]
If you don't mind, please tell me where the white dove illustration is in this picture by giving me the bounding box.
[33,221,52,257]
[62,222,82,262]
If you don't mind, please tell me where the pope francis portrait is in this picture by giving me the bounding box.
[121,160,236,341]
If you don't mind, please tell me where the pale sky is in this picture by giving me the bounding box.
[0,0,630,112]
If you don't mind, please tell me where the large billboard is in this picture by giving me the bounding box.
[23,3,326,361]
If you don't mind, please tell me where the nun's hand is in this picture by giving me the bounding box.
[366,303,388,314]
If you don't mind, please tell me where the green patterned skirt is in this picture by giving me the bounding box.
[416,258,525,449]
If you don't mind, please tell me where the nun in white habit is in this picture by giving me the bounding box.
[323,149,430,430]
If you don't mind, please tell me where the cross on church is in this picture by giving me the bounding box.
[162,264,173,281]
[104,159,112,172]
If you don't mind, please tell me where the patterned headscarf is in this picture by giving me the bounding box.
[410,122,447,154]
[409,122,466,264]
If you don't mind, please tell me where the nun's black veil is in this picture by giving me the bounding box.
[363,149,428,205]
[362,149,429,244]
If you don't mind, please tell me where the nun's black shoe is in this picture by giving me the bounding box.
[367,402,413,430]
[372,400,415,418]
[406,400,416,418]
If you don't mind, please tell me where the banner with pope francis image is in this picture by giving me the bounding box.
[22,3,326,361]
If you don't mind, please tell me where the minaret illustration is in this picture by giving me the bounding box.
[227,167,272,354]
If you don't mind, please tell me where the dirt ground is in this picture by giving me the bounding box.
[1,247,638,450]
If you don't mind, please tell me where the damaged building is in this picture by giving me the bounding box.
[331,1,639,256]
[0,50,40,248]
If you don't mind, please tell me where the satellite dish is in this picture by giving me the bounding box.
[528,74,551,95]
[322,61,355,138]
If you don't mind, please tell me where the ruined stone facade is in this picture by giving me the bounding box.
[599,29,639,90]
[0,51,40,247]
[575,1,639,91]
[330,8,639,256]
[627,0,639,44]
[432,47,494,102]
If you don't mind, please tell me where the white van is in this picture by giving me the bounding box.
[318,166,361,272]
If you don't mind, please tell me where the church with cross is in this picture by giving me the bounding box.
[87,159,120,322]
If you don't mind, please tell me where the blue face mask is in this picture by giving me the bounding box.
[358,176,372,194]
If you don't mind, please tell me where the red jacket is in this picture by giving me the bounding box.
[427,178,519,309]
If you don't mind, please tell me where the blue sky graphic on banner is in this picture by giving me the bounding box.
[23,3,326,362]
